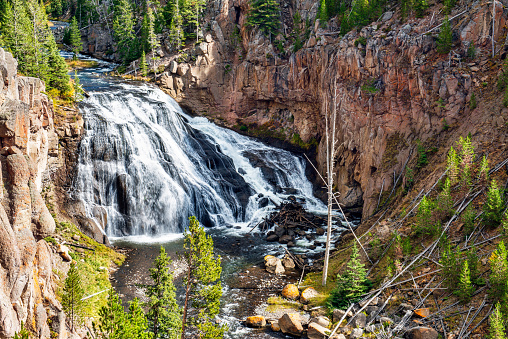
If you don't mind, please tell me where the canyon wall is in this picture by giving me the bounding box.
[154,0,508,218]
[0,48,66,339]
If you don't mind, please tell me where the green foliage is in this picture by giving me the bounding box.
[69,17,83,60]
[414,196,439,236]
[413,0,428,18]
[436,177,454,221]
[461,204,477,237]
[62,262,85,331]
[0,0,71,95]
[443,0,456,15]
[13,322,30,339]
[140,51,148,77]
[361,78,379,94]
[90,290,151,339]
[454,260,473,303]
[146,6,161,75]
[478,155,489,183]
[440,239,459,288]
[327,243,368,310]
[112,0,138,64]
[469,92,477,109]
[181,217,227,339]
[291,12,303,53]
[168,0,184,51]
[416,141,428,169]
[142,247,181,339]
[467,42,476,59]
[354,37,367,47]
[404,166,414,193]
[489,303,507,339]
[483,180,505,227]
[489,241,508,299]
[437,16,452,54]
[458,135,474,188]
[467,246,482,285]
[498,61,508,91]
[318,0,328,24]
[246,0,280,37]
[73,72,84,102]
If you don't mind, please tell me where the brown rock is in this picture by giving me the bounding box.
[300,287,319,304]
[404,326,438,339]
[278,313,303,336]
[282,255,295,268]
[271,321,280,331]
[307,322,330,339]
[281,284,299,300]
[264,255,285,274]
[246,315,266,328]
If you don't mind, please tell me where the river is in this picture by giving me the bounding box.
[68,53,346,338]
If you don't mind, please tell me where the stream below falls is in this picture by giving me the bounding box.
[69,53,351,338]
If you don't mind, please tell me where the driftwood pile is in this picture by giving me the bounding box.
[254,197,325,246]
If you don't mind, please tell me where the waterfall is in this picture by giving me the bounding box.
[75,82,324,237]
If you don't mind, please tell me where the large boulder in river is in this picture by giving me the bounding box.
[264,255,285,274]
[281,284,299,300]
[278,313,303,336]
[245,316,266,328]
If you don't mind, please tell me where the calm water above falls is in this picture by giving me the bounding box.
[71,55,336,338]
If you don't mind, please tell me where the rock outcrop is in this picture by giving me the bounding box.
[0,47,65,339]
[154,0,508,218]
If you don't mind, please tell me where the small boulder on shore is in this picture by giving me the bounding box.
[307,322,329,339]
[281,284,299,300]
[404,326,438,339]
[300,287,319,304]
[264,255,285,274]
[278,313,303,336]
[245,315,266,328]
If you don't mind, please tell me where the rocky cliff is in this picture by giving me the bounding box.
[152,0,508,218]
[0,47,67,339]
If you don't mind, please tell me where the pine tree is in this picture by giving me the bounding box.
[458,135,474,188]
[146,6,160,76]
[440,239,459,288]
[455,260,473,303]
[399,0,410,21]
[461,204,477,237]
[318,0,328,24]
[181,217,226,339]
[414,0,428,18]
[69,17,83,60]
[467,246,481,285]
[478,155,489,184]
[168,0,184,51]
[437,16,452,54]
[246,0,280,38]
[327,243,368,310]
[483,180,505,227]
[140,50,148,77]
[113,0,137,63]
[447,146,460,185]
[62,262,85,332]
[46,35,71,94]
[490,241,508,299]
[125,298,152,339]
[436,177,454,221]
[489,302,507,339]
[414,195,436,236]
[143,247,181,339]
[91,289,127,338]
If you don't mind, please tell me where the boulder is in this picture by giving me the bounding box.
[308,322,330,339]
[310,316,330,328]
[359,297,378,307]
[333,309,353,322]
[271,321,280,331]
[404,327,439,339]
[57,244,72,262]
[351,313,366,328]
[282,255,295,268]
[264,255,285,274]
[266,234,278,242]
[350,328,364,338]
[278,313,303,336]
[281,284,299,300]
[169,60,178,74]
[316,228,325,235]
[245,316,266,328]
[279,234,292,244]
[300,287,319,304]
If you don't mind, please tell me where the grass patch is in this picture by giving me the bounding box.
[66,59,99,70]
[266,297,301,312]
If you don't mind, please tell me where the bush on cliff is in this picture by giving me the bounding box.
[246,0,280,38]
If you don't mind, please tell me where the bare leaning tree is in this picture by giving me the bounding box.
[322,81,340,286]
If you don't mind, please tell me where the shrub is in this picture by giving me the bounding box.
[327,243,368,310]
[461,205,476,237]
[354,37,367,47]
[497,61,508,91]
[414,196,439,236]
[246,0,280,37]
[489,303,507,339]
[467,42,476,59]
[436,178,454,221]
[454,260,473,303]
[469,92,477,109]
[440,239,459,288]
[447,146,459,185]
[416,141,428,169]
[489,241,508,299]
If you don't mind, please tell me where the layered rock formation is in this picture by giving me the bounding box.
[155,0,508,217]
[0,48,64,338]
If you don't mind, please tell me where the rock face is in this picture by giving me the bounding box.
[0,47,64,338]
[154,0,508,218]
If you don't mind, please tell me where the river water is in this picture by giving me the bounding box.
[70,54,345,338]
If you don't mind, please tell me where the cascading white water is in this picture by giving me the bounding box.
[76,82,325,237]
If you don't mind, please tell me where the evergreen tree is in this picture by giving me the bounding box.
[327,243,368,310]
[478,155,489,184]
[414,0,427,18]
[143,247,181,339]
[489,241,508,299]
[141,13,150,53]
[399,0,410,21]
[489,302,507,339]
[414,195,437,236]
[168,0,184,51]
[467,246,481,285]
[436,177,454,221]
[458,135,474,188]
[440,239,459,288]
[437,16,452,54]
[140,50,148,77]
[113,0,137,63]
[246,0,280,38]
[125,298,152,339]
[483,180,505,227]
[461,204,477,237]
[91,289,127,338]
[69,16,83,60]
[443,0,456,15]
[46,36,71,94]
[181,217,226,339]
[62,262,85,332]
[146,6,160,76]
[447,146,459,185]
[182,0,206,43]
[318,0,328,24]
[455,259,473,303]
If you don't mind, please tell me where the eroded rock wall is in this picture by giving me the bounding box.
[156,0,508,218]
[0,47,65,339]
